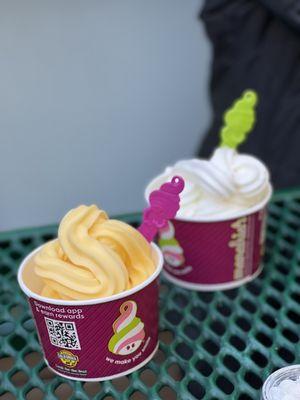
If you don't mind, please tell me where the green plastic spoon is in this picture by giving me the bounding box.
[220,90,258,149]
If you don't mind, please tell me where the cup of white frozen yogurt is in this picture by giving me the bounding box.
[145,146,272,291]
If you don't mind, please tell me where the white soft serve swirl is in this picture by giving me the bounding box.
[145,148,271,220]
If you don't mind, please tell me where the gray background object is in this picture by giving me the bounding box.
[0,0,211,230]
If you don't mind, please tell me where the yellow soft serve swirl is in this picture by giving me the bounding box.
[34,205,155,300]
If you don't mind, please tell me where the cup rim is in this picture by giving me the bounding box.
[44,343,159,381]
[163,263,263,291]
[262,365,300,399]
[17,242,163,306]
[145,182,272,223]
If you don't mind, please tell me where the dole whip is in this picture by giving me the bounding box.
[34,205,155,300]
[146,91,271,220]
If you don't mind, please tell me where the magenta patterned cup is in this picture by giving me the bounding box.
[18,243,163,381]
[157,192,272,291]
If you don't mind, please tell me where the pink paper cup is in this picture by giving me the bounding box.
[157,190,272,291]
[18,243,163,381]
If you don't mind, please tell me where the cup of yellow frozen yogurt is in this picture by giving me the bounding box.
[18,205,163,381]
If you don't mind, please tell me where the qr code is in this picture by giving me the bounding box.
[44,317,81,350]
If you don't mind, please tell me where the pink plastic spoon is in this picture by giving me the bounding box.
[138,176,185,242]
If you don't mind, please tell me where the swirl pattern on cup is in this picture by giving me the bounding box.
[108,300,145,355]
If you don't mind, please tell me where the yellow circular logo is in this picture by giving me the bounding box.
[57,350,79,367]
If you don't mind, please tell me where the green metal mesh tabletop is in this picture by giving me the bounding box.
[1,188,300,400]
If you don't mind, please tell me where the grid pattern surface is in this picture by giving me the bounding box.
[1,190,300,400]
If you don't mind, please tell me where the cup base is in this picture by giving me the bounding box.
[44,343,159,381]
[163,264,263,292]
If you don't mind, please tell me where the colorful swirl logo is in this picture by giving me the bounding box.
[158,221,193,276]
[158,221,185,267]
[108,301,145,355]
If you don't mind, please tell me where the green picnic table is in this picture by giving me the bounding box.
[1,188,300,400]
